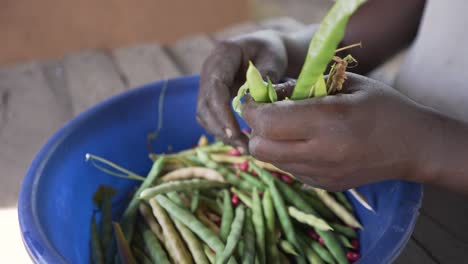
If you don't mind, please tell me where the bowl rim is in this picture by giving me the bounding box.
[17,74,423,264]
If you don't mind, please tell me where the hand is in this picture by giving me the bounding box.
[242,73,444,191]
[197,30,289,151]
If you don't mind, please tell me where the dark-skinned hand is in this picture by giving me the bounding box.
[243,73,452,191]
[197,30,290,152]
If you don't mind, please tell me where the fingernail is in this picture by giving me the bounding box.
[224,128,233,138]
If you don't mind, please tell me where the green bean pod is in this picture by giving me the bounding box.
[220,190,234,242]
[217,206,246,264]
[338,234,353,249]
[242,209,256,264]
[314,189,362,229]
[250,162,305,263]
[142,226,171,264]
[262,190,280,264]
[191,190,201,212]
[330,223,357,238]
[140,179,228,200]
[90,215,104,264]
[300,192,336,220]
[238,171,266,189]
[303,243,325,264]
[121,156,165,242]
[334,192,354,212]
[149,198,193,264]
[250,162,345,264]
[246,61,269,102]
[252,188,266,264]
[113,222,137,264]
[132,246,153,264]
[204,246,216,264]
[231,188,253,207]
[309,239,336,264]
[279,240,298,256]
[155,195,226,253]
[200,195,223,215]
[288,206,333,231]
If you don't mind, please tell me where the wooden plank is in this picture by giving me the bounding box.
[421,185,468,242]
[412,214,468,263]
[63,50,126,116]
[112,43,181,88]
[213,21,262,41]
[0,62,71,206]
[394,239,437,264]
[260,16,305,32]
[167,35,215,75]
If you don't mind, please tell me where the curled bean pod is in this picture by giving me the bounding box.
[155,195,226,253]
[334,192,354,212]
[121,156,165,242]
[90,215,104,264]
[262,190,280,264]
[139,203,165,242]
[142,225,171,264]
[314,189,362,229]
[217,206,246,264]
[330,224,357,239]
[288,206,333,231]
[161,167,225,182]
[140,179,228,200]
[149,198,193,264]
[231,188,253,207]
[242,209,256,264]
[252,188,266,264]
[220,190,234,242]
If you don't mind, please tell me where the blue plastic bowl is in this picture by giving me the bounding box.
[18,75,422,264]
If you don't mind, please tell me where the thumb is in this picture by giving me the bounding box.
[254,51,287,84]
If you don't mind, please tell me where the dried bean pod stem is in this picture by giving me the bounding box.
[252,188,266,264]
[155,195,226,253]
[314,189,362,229]
[220,190,234,242]
[149,198,193,264]
[217,206,246,264]
[161,167,225,182]
[140,179,228,200]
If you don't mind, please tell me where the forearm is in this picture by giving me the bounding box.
[282,0,426,77]
[417,109,468,194]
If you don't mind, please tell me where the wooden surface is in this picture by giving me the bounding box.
[2,17,467,263]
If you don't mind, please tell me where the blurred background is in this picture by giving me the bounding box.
[1,0,331,66]
[0,0,332,262]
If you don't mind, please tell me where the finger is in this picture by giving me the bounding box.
[248,135,313,163]
[254,49,287,83]
[243,95,350,140]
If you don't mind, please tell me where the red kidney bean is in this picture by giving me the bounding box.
[240,161,249,172]
[280,174,294,184]
[231,194,240,206]
[228,149,241,156]
[307,229,320,240]
[351,239,359,250]
[346,251,360,262]
[319,237,325,246]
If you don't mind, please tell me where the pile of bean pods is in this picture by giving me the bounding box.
[88,135,364,264]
